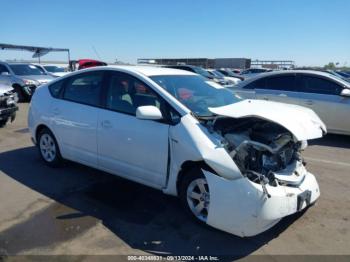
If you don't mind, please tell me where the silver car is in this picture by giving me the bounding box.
[233,70,350,135]
[0,62,55,101]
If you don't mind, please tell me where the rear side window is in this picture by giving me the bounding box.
[63,71,104,106]
[296,75,342,95]
[49,80,65,98]
[265,75,295,91]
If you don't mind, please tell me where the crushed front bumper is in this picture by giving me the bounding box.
[203,170,320,237]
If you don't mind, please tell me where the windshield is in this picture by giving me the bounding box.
[9,64,46,76]
[150,75,240,117]
[211,70,225,78]
[44,66,65,73]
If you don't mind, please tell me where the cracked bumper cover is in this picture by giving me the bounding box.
[203,170,320,237]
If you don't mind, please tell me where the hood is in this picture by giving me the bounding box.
[209,99,326,141]
[21,75,55,84]
[51,72,69,77]
[0,84,14,95]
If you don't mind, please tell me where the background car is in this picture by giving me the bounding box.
[240,68,273,78]
[164,65,232,87]
[233,70,350,135]
[68,59,107,71]
[0,83,18,127]
[0,62,56,101]
[207,69,241,85]
[35,64,68,77]
[217,68,245,81]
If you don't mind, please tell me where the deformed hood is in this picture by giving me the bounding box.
[209,99,326,141]
[0,84,14,94]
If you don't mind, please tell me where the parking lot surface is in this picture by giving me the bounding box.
[0,104,349,259]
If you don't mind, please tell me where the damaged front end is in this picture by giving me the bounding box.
[199,102,325,236]
[212,117,308,195]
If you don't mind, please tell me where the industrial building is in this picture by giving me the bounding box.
[137,58,251,69]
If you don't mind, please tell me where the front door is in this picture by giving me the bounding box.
[97,71,169,188]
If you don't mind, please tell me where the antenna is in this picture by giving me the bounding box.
[92,46,101,60]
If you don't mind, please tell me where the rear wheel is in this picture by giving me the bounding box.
[37,128,62,167]
[180,168,210,223]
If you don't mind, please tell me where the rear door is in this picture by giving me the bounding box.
[295,74,349,133]
[50,71,104,167]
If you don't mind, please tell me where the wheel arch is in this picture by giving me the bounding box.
[35,124,55,143]
[176,160,215,195]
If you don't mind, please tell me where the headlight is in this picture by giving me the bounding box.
[23,79,39,86]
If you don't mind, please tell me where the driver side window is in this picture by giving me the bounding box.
[105,72,164,116]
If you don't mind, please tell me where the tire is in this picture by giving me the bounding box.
[37,128,63,167]
[179,167,210,224]
[0,119,8,128]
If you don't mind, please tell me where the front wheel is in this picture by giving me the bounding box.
[38,128,63,167]
[179,168,210,223]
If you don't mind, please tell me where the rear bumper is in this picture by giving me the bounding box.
[0,106,18,121]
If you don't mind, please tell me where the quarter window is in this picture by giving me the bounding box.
[296,75,342,95]
[49,79,65,98]
[63,71,104,106]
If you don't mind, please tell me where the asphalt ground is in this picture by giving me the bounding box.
[0,103,349,261]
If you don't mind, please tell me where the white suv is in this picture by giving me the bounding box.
[28,66,325,237]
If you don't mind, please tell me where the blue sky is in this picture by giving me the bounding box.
[1,0,349,66]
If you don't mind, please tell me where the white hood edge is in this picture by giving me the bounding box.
[209,99,327,141]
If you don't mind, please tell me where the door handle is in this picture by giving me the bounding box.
[101,120,112,129]
[305,100,314,105]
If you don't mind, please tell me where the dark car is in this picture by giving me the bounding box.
[0,84,18,127]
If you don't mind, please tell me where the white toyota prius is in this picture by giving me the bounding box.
[28,66,326,237]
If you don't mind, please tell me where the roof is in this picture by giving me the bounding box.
[105,65,196,76]
[236,70,350,87]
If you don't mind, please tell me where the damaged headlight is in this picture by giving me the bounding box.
[23,79,40,86]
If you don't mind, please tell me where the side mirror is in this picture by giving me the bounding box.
[0,72,10,76]
[340,89,350,97]
[136,106,163,120]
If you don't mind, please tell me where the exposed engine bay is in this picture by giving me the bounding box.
[206,117,307,195]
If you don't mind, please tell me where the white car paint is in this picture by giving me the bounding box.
[209,99,326,141]
[28,66,323,237]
